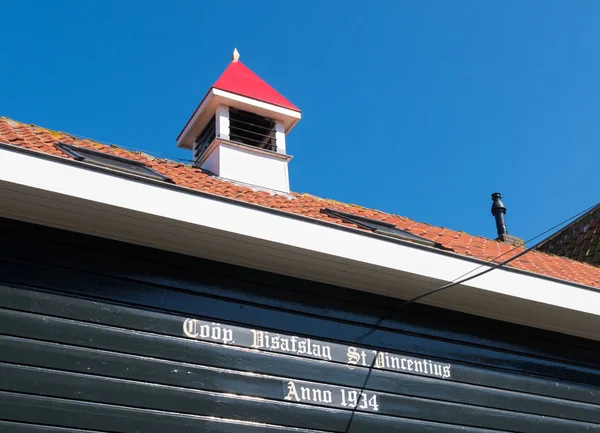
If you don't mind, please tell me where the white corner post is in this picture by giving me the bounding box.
[216,105,230,140]
[275,120,286,154]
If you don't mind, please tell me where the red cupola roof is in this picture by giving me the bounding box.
[177,50,301,148]
[213,60,299,112]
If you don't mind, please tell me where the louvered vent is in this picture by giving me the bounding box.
[193,115,216,162]
[229,108,277,152]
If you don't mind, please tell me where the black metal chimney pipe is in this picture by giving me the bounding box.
[491,192,508,236]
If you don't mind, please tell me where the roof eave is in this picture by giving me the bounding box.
[2,141,600,342]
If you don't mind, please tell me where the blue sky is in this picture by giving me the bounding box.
[1,1,598,242]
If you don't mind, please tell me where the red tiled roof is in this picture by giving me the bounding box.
[213,61,299,111]
[1,116,600,289]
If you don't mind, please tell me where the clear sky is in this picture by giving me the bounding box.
[1,1,598,242]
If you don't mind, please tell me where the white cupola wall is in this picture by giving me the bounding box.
[177,49,301,193]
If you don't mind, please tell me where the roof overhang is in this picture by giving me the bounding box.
[177,88,302,149]
[1,143,599,341]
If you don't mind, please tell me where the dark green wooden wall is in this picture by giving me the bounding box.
[0,217,598,432]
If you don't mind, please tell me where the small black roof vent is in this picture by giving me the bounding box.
[57,142,173,183]
[322,208,443,249]
[491,192,508,236]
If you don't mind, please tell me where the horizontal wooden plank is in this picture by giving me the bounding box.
[0,363,349,432]
[1,261,598,390]
[0,391,332,433]
[1,363,597,433]
[1,335,599,424]
[3,217,598,362]
[1,285,599,406]
[344,412,509,433]
[0,391,521,433]
[0,391,526,433]
[0,420,104,433]
[0,309,369,386]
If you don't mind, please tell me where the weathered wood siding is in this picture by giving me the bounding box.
[0,217,598,433]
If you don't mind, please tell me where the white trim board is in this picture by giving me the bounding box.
[0,144,599,341]
[212,88,302,121]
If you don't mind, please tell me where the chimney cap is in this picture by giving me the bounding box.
[491,192,506,216]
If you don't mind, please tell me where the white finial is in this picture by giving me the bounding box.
[232,48,240,62]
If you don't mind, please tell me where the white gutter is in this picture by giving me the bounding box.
[0,144,599,340]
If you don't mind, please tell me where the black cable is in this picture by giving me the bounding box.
[341,201,598,433]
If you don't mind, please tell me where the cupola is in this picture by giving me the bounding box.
[177,49,301,192]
